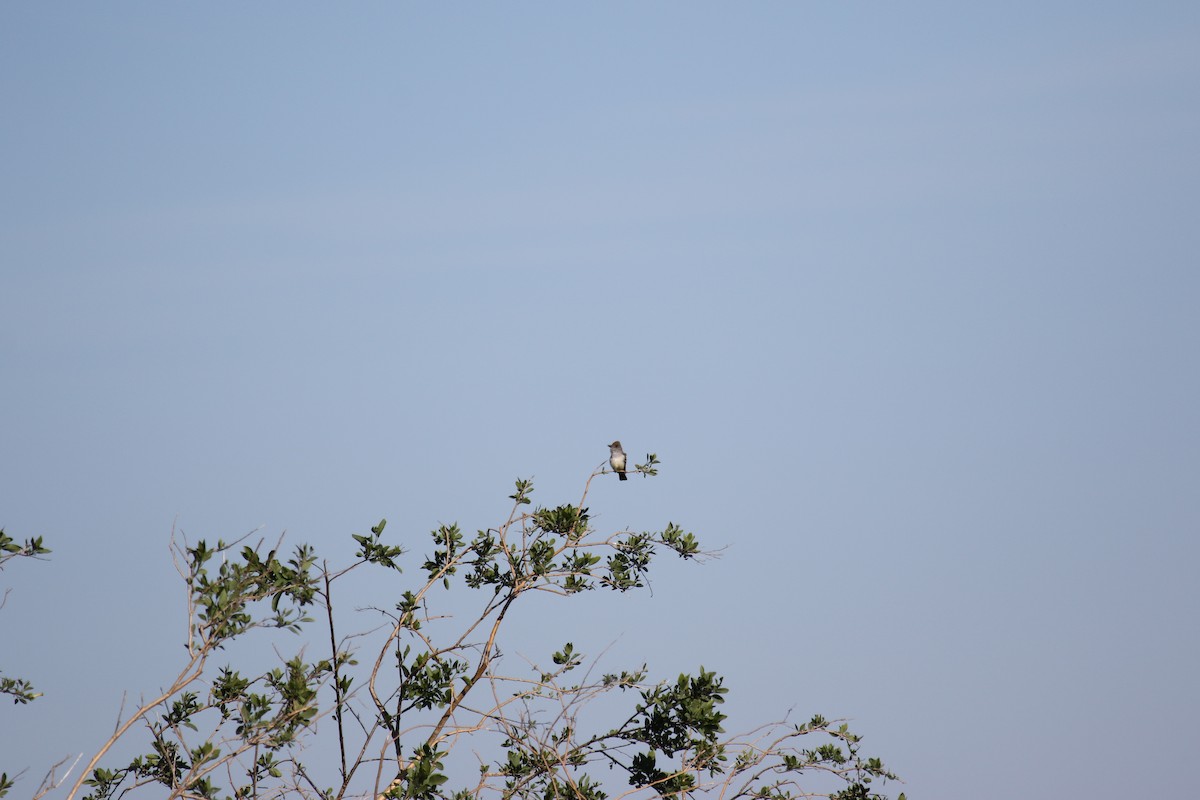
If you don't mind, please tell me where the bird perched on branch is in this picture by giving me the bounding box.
[609,440,628,481]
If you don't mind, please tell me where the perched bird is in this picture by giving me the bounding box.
[609,440,628,481]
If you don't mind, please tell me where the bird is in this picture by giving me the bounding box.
[609,440,628,481]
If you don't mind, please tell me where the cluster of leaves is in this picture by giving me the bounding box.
[1,529,51,706]
[1,528,52,799]
[484,658,899,800]
[73,540,326,800]
[14,454,901,800]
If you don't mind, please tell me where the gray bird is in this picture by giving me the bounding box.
[609,440,628,481]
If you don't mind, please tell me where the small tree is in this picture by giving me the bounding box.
[21,456,902,800]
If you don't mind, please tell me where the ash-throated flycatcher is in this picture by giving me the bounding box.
[609,441,628,481]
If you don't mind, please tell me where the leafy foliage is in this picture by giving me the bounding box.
[1,528,52,799]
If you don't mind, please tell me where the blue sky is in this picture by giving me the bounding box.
[2,4,1198,798]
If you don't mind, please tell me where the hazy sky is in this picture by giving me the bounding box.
[2,4,1198,799]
